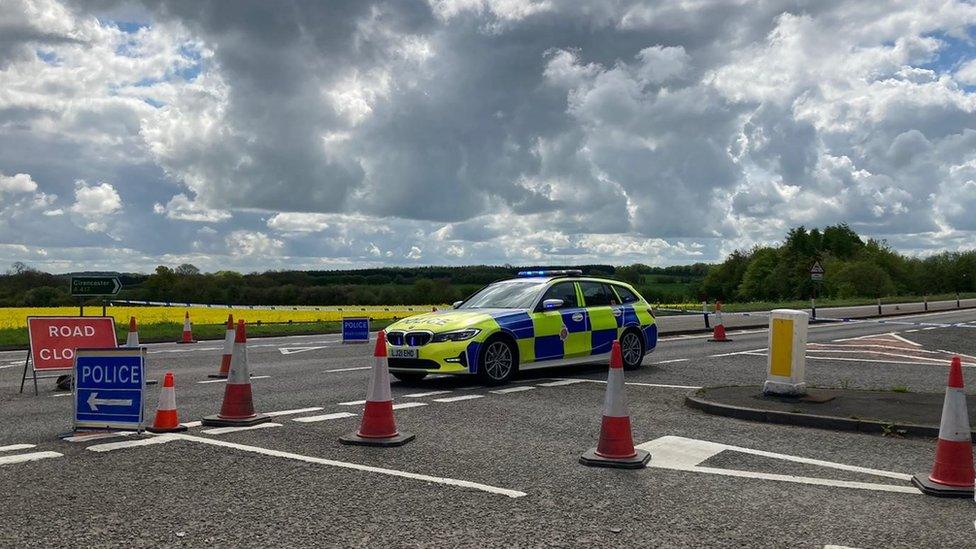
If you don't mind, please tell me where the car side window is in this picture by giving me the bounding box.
[579,281,613,307]
[613,285,639,304]
[539,282,578,310]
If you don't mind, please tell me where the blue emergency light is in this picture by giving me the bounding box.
[516,269,583,277]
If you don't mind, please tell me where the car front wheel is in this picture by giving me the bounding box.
[478,337,517,385]
[620,330,645,370]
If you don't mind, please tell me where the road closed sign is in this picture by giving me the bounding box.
[28,317,118,370]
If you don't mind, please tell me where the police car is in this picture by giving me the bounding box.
[386,270,657,385]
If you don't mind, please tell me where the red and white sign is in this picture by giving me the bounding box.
[27,317,117,370]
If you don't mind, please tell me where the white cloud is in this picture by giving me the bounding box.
[266,212,332,233]
[71,181,121,216]
[153,193,231,222]
[0,173,37,194]
[225,230,284,257]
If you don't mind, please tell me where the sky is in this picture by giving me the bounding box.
[2,0,976,274]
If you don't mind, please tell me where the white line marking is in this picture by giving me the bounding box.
[325,367,371,373]
[181,421,202,428]
[709,348,767,358]
[0,363,22,370]
[537,379,587,387]
[292,412,356,423]
[201,423,282,435]
[197,375,271,384]
[888,333,922,347]
[905,329,920,333]
[805,355,976,367]
[402,390,452,398]
[63,432,135,443]
[939,350,976,361]
[652,358,690,364]
[392,402,428,410]
[433,395,484,403]
[0,444,35,453]
[574,379,702,390]
[265,407,324,417]
[636,436,918,495]
[339,400,367,406]
[50,393,71,398]
[87,436,178,453]
[490,386,535,394]
[169,433,526,498]
[279,346,330,355]
[0,451,62,465]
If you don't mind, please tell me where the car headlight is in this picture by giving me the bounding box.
[431,328,481,342]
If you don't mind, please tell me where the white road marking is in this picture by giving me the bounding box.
[537,379,587,387]
[279,346,330,355]
[87,435,178,453]
[181,421,202,428]
[923,326,938,330]
[265,407,325,417]
[824,546,862,549]
[292,412,357,423]
[887,332,922,347]
[402,390,452,398]
[433,395,484,403]
[709,348,767,358]
[63,432,135,443]
[0,451,62,465]
[325,367,372,373]
[939,350,976,361]
[636,436,918,495]
[805,355,975,368]
[573,379,702,390]
[339,400,367,406]
[0,444,35,453]
[201,423,282,435]
[169,433,527,498]
[0,363,22,370]
[197,375,271,384]
[392,402,428,410]
[50,393,71,398]
[652,358,690,364]
[905,329,920,333]
[490,386,535,394]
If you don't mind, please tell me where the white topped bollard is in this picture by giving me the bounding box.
[763,309,808,397]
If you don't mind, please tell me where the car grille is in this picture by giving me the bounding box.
[387,331,405,345]
[388,331,433,346]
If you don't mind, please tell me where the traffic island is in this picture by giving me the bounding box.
[685,385,976,440]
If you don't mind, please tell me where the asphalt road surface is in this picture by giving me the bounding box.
[2,307,976,548]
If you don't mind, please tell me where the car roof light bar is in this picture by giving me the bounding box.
[516,269,583,278]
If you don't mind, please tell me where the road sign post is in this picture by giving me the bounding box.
[22,317,118,395]
[342,317,370,344]
[72,348,146,432]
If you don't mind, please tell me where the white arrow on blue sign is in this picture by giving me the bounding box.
[74,348,146,431]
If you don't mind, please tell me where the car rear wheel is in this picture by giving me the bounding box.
[620,330,644,370]
[391,371,428,383]
[478,338,517,385]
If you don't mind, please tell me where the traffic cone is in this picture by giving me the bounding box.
[201,320,270,427]
[340,330,414,447]
[208,314,235,379]
[147,371,188,433]
[708,301,732,342]
[580,341,650,469]
[177,311,195,344]
[125,316,139,347]
[912,356,974,497]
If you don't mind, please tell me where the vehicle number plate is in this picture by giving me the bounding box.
[390,348,419,359]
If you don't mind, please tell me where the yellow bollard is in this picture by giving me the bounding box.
[763,309,808,396]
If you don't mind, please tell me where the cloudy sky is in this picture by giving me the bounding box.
[2,0,976,273]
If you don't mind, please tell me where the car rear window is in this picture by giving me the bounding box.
[579,281,614,307]
[539,282,579,309]
[613,285,640,304]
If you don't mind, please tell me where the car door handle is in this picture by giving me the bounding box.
[612,309,622,317]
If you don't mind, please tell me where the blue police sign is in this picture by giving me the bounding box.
[74,348,145,431]
[342,317,370,344]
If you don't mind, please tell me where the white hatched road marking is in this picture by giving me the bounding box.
[392,402,428,410]
[169,433,526,498]
[0,444,35,453]
[0,451,62,465]
[201,423,282,435]
[491,386,535,394]
[63,432,134,443]
[197,375,271,384]
[87,436,178,453]
[433,395,484,403]
[292,412,357,423]
[402,390,452,398]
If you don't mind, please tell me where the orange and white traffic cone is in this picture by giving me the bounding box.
[125,316,139,347]
[340,330,414,447]
[208,314,235,379]
[177,311,196,344]
[912,356,974,497]
[708,300,732,342]
[147,371,188,433]
[580,341,650,468]
[201,320,270,427]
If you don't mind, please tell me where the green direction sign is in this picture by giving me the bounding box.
[71,276,121,297]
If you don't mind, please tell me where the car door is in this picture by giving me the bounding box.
[531,281,589,362]
[579,281,618,357]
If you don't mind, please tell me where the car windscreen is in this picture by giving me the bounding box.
[459,280,545,309]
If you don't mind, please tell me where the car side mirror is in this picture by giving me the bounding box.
[452,301,463,309]
[542,298,564,310]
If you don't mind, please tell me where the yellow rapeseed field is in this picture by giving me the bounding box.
[0,305,437,330]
